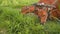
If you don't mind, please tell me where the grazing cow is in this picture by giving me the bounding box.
[21,0,60,25]
[21,5,48,25]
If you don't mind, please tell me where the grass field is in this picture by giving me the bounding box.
[0,0,60,34]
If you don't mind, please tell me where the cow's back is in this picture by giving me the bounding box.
[38,0,56,5]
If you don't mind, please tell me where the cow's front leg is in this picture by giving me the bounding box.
[38,15,48,25]
[38,10,48,25]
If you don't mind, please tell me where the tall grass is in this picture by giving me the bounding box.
[0,7,60,34]
[0,0,38,8]
[0,0,60,34]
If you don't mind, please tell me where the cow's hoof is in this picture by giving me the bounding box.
[40,23,45,25]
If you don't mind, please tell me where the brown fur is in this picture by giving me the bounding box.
[21,0,60,25]
[21,5,48,24]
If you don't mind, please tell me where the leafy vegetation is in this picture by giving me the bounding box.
[0,0,38,8]
[0,0,60,34]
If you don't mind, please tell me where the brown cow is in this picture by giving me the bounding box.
[21,0,60,25]
[21,5,48,25]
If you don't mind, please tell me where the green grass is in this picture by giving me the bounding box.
[0,7,60,34]
[0,0,38,8]
[0,0,60,34]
